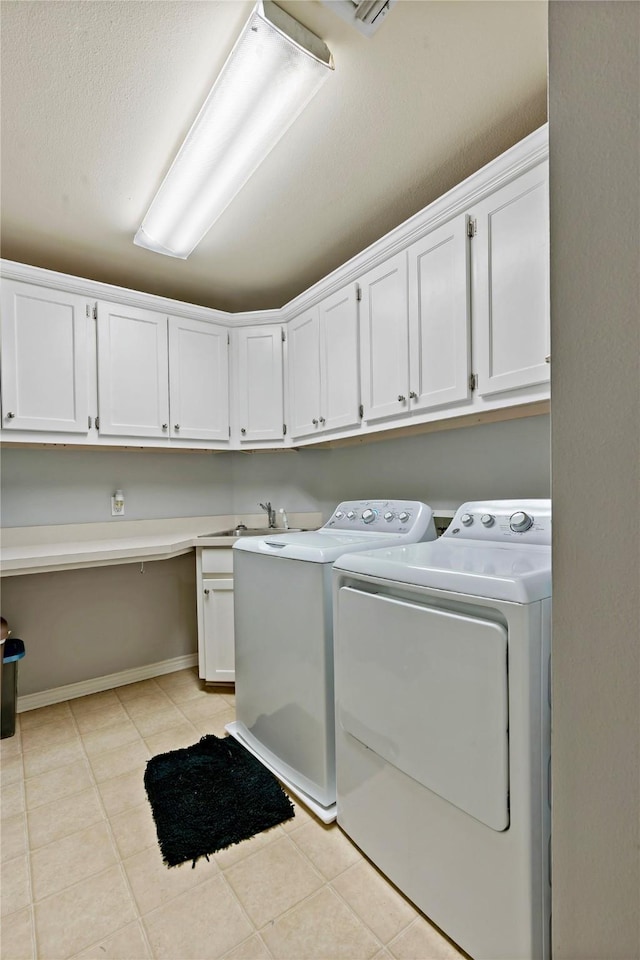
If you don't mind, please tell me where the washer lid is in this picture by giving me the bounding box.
[334,539,552,602]
[233,529,413,564]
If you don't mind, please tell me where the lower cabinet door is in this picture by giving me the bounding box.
[201,578,235,683]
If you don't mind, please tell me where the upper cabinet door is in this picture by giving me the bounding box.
[288,309,321,440]
[319,285,361,433]
[408,216,471,412]
[471,163,550,397]
[97,302,169,437]
[236,325,284,443]
[0,280,89,433]
[359,252,410,422]
[168,317,229,442]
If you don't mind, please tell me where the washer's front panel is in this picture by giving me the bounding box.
[337,586,509,831]
[234,550,334,803]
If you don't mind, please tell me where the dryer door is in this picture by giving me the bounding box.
[336,587,509,831]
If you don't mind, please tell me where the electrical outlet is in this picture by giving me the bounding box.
[111,491,125,516]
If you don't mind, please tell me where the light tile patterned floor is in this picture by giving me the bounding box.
[1,669,466,960]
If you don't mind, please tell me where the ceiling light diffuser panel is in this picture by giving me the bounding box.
[134,1,333,259]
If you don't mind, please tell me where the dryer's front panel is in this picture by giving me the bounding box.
[336,587,509,831]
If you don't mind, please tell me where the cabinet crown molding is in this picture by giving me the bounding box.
[1,124,547,328]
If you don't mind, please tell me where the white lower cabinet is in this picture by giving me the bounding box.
[197,549,235,684]
[0,280,91,433]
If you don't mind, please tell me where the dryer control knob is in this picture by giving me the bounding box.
[384,511,395,522]
[334,511,344,519]
[481,514,495,527]
[398,511,410,523]
[362,508,377,524]
[346,511,356,520]
[510,511,533,533]
[461,513,474,526]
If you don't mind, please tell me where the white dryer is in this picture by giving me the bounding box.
[333,500,551,960]
[226,500,436,822]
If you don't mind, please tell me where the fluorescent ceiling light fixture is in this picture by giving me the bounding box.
[134,1,333,259]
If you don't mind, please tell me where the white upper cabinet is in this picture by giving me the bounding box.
[97,304,230,442]
[359,252,410,422]
[407,215,471,412]
[236,325,284,443]
[288,309,321,439]
[0,280,89,433]
[319,285,360,433]
[168,317,229,441]
[97,303,170,438]
[288,285,360,440]
[470,162,550,397]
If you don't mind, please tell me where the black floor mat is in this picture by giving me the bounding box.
[144,734,295,867]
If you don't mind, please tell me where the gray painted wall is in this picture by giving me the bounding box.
[2,553,197,697]
[549,2,640,957]
[1,415,550,528]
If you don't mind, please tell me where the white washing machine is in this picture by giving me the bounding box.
[333,500,551,960]
[226,500,436,822]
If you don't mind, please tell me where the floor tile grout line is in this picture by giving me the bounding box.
[281,826,389,956]
[69,697,155,960]
[215,868,276,960]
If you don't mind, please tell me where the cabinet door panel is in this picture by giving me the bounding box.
[97,303,169,437]
[472,164,550,397]
[359,253,410,422]
[288,309,321,440]
[320,286,360,432]
[236,326,284,442]
[408,217,471,411]
[168,317,229,441]
[0,281,89,432]
[202,578,235,683]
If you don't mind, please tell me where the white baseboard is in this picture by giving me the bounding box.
[17,653,199,713]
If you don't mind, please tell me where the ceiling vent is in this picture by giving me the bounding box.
[321,0,396,37]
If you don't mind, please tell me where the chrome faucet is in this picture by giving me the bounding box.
[259,501,276,528]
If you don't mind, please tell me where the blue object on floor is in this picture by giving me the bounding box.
[1,638,25,739]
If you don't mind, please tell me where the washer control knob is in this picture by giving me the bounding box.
[398,511,410,523]
[334,511,344,520]
[461,513,474,526]
[481,514,495,527]
[384,511,395,522]
[346,511,356,520]
[510,511,533,533]
[361,508,377,524]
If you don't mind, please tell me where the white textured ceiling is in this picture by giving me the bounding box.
[1,0,547,312]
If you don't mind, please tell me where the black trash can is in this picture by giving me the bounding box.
[1,638,26,739]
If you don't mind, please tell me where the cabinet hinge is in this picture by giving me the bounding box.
[467,217,477,238]
[283,423,287,436]
[359,403,364,419]
[228,425,231,437]
[227,332,230,346]
[86,302,98,319]
[281,328,286,343]
[469,373,477,391]
[95,416,100,429]
[356,284,362,302]
[88,415,92,430]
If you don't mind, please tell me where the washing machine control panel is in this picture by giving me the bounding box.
[324,500,435,540]
[444,500,551,545]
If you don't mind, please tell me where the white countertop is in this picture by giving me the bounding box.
[0,513,323,576]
